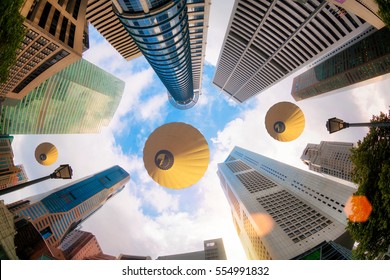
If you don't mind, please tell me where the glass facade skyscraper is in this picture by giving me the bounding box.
[291,27,390,101]
[7,165,130,257]
[112,0,200,109]
[218,146,355,259]
[0,59,125,134]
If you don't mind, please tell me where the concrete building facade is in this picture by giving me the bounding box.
[156,238,227,260]
[0,0,89,104]
[217,146,355,259]
[213,0,371,103]
[57,229,103,260]
[301,141,354,182]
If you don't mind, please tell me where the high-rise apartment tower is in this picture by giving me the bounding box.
[217,146,355,259]
[7,165,130,257]
[213,0,371,103]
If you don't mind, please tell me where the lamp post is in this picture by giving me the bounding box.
[326,117,390,134]
[0,164,73,196]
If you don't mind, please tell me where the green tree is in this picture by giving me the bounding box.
[376,0,390,29]
[348,111,390,259]
[0,0,25,83]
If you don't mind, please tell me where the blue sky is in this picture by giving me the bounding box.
[4,0,390,260]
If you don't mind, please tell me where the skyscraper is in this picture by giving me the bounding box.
[57,230,104,260]
[301,141,354,182]
[156,238,227,260]
[291,27,390,101]
[7,165,130,258]
[96,0,210,109]
[86,0,142,61]
[213,0,371,103]
[0,135,28,191]
[217,146,355,259]
[1,0,89,104]
[1,59,125,134]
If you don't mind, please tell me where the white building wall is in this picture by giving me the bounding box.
[218,146,356,259]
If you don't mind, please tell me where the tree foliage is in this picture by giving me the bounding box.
[348,111,390,259]
[0,0,26,84]
[376,0,390,29]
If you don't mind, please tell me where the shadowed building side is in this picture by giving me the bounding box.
[291,27,390,101]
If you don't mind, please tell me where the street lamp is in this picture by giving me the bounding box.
[0,164,73,196]
[326,117,390,134]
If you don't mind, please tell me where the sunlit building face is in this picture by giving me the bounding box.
[217,146,356,259]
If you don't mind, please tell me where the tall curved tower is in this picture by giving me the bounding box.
[113,0,197,109]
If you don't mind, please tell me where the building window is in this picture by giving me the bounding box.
[38,2,52,29]
[40,227,53,239]
[50,10,60,36]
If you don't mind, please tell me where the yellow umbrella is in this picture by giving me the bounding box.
[265,102,305,142]
[35,142,58,166]
[143,122,210,189]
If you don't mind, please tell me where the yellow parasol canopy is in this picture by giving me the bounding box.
[35,142,58,166]
[143,122,210,189]
[265,102,305,142]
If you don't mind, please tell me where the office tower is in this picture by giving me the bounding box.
[101,0,210,109]
[156,238,227,260]
[57,230,103,260]
[292,240,352,259]
[0,135,28,191]
[301,141,354,182]
[291,27,390,101]
[217,146,355,260]
[0,59,125,134]
[213,0,371,103]
[7,165,130,258]
[325,0,384,29]
[0,0,89,104]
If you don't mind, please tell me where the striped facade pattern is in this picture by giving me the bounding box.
[213,0,371,103]
[86,0,142,60]
[1,59,125,134]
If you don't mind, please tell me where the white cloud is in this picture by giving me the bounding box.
[140,186,180,213]
[137,92,168,123]
[205,0,235,66]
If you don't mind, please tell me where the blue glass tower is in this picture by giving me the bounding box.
[8,165,130,254]
[113,0,198,109]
